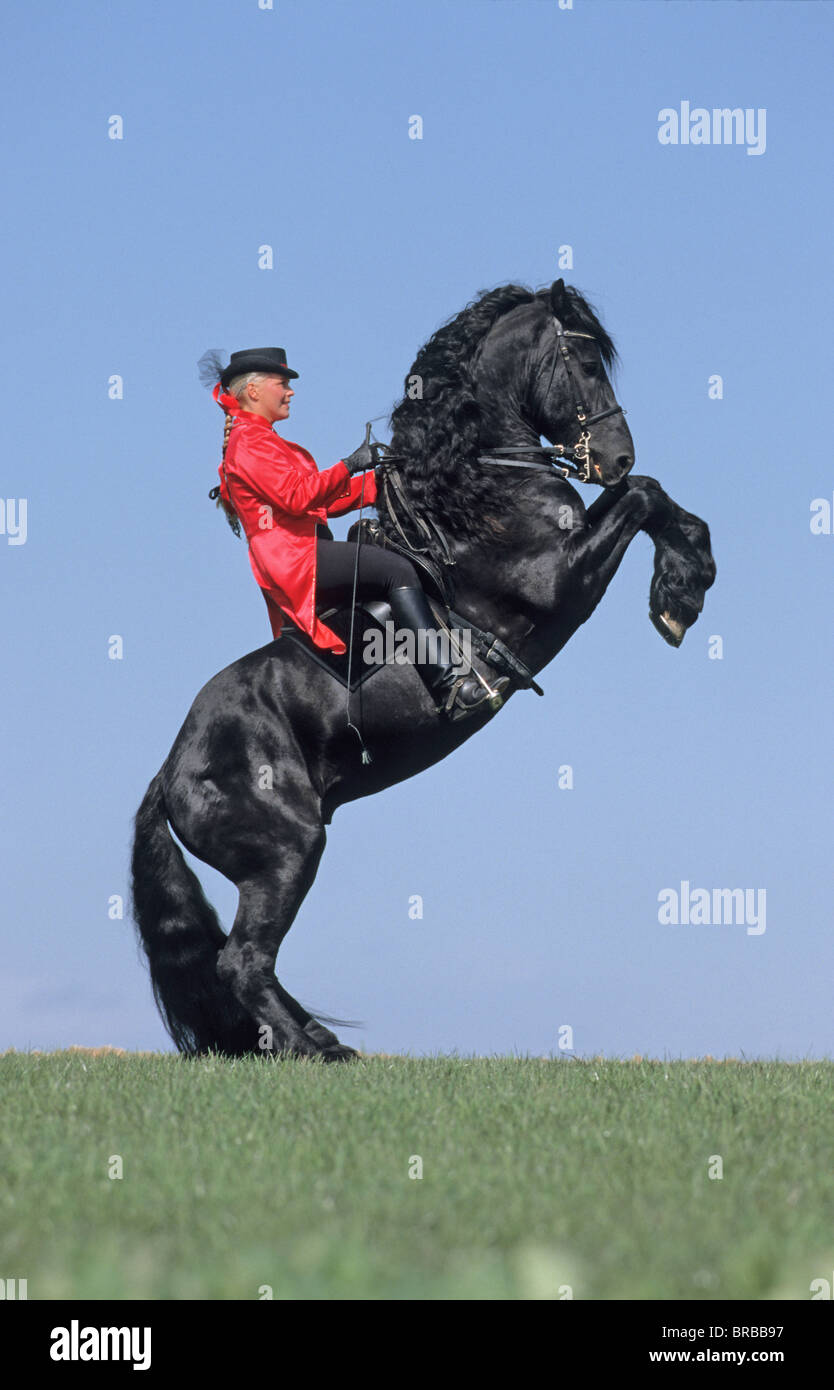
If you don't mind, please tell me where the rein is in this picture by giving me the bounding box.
[377,456,456,571]
[345,425,374,766]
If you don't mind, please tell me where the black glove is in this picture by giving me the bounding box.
[342,439,375,475]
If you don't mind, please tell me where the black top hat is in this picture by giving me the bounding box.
[220,347,299,389]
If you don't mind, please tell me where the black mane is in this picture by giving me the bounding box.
[383,283,617,543]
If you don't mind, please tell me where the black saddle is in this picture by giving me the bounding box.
[278,598,407,693]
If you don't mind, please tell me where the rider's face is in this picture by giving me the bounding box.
[246,373,294,423]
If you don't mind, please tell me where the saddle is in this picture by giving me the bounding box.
[278,596,402,693]
[277,517,543,697]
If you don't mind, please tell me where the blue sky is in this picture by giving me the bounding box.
[3,0,832,1058]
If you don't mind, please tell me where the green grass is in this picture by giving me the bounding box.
[1,1051,832,1299]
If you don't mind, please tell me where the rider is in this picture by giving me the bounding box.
[207,347,508,721]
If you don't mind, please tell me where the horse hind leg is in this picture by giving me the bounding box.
[273,979,359,1060]
[217,824,356,1062]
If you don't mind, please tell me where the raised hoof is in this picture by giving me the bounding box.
[650,609,686,648]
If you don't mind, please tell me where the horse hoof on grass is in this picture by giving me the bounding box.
[320,1044,361,1063]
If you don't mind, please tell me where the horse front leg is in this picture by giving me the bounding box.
[645,498,716,646]
[569,476,715,644]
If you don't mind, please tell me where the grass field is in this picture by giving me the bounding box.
[1,1050,832,1300]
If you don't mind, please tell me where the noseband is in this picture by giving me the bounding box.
[479,316,625,484]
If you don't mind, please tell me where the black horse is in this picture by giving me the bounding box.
[131,278,715,1060]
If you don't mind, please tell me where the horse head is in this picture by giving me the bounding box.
[473,279,635,489]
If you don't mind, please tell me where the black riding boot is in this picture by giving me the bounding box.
[387,585,509,721]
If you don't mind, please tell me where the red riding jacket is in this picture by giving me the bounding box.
[213,385,377,653]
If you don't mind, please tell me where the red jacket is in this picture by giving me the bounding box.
[214,386,377,652]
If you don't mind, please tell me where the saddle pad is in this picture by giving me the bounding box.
[277,602,396,692]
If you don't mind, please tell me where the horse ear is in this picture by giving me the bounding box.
[549,278,568,319]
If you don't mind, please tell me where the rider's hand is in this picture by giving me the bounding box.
[342,440,375,475]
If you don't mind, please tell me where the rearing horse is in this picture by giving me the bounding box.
[131,278,715,1059]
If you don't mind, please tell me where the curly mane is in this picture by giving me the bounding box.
[383,282,617,544]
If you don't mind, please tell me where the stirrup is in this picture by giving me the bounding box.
[438,673,510,722]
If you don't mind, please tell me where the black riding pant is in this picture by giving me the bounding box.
[315,535,459,689]
[315,536,418,609]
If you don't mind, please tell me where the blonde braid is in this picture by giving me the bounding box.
[216,400,242,538]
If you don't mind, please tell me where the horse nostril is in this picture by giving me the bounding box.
[617,455,634,472]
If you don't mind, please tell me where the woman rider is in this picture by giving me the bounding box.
[207,347,508,721]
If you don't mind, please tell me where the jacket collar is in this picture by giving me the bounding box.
[234,409,275,430]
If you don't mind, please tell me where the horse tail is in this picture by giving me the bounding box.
[130,772,256,1056]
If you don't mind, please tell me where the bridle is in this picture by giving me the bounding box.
[478,315,626,484]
